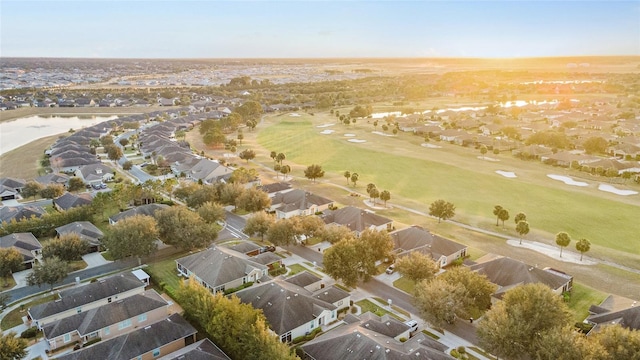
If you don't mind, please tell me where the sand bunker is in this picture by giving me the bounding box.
[344,133,356,137]
[478,156,499,162]
[598,184,638,196]
[320,130,335,135]
[507,240,597,265]
[316,123,334,128]
[348,139,367,143]
[547,174,588,187]
[289,113,301,117]
[421,143,442,149]
[372,131,393,137]
[496,170,517,178]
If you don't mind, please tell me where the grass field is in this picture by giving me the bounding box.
[0,134,61,179]
[355,299,403,321]
[256,114,640,258]
[1,294,57,330]
[567,283,607,323]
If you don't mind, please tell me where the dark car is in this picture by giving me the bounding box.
[261,245,276,253]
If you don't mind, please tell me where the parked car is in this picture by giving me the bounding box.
[385,264,395,274]
[404,320,418,333]
[260,245,276,253]
[92,183,101,190]
[100,183,107,189]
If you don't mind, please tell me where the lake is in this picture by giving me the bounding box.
[0,115,119,155]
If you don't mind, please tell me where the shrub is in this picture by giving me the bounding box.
[457,346,466,354]
[83,338,102,347]
[351,306,357,314]
[399,337,407,342]
[21,326,39,339]
[574,322,594,334]
[450,349,460,358]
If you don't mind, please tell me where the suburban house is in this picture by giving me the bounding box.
[75,163,115,185]
[301,314,452,360]
[34,173,70,187]
[176,246,268,294]
[269,189,334,219]
[0,177,26,194]
[56,313,196,360]
[108,203,170,225]
[251,251,284,270]
[157,339,231,360]
[586,295,640,333]
[28,271,148,329]
[53,192,93,211]
[282,271,351,311]
[356,313,412,341]
[234,279,345,343]
[171,158,234,184]
[468,255,573,302]
[609,143,640,159]
[285,271,324,292]
[55,221,104,252]
[258,182,293,197]
[321,206,393,236]
[225,241,263,257]
[42,290,169,350]
[0,205,47,224]
[390,226,467,267]
[0,185,19,201]
[0,232,42,269]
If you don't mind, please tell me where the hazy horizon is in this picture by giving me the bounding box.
[2,1,639,59]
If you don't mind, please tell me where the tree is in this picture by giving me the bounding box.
[0,248,23,286]
[429,199,455,223]
[229,167,259,184]
[380,190,391,206]
[197,202,226,224]
[395,251,439,283]
[279,164,291,180]
[0,332,28,360]
[493,205,503,226]
[276,152,286,165]
[576,238,591,261]
[21,181,43,200]
[270,151,277,165]
[67,177,85,192]
[555,231,571,258]
[236,100,263,122]
[514,212,527,225]
[343,171,351,185]
[298,215,326,240]
[369,187,380,204]
[267,217,300,246]
[534,326,606,360]
[118,138,129,147]
[218,183,245,207]
[480,145,488,158]
[27,256,70,291]
[477,283,572,359]
[39,183,65,199]
[583,136,609,155]
[350,172,359,187]
[237,130,244,145]
[239,149,256,163]
[498,208,510,228]
[103,215,159,265]
[155,207,217,251]
[414,278,467,327]
[304,164,325,183]
[122,160,133,170]
[516,220,530,245]
[440,267,496,314]
[323,238,361,287]
[42,233,88,261]
[104,144,123,161]
[100,135,114,146]
[318,225,354,244]
[176,278,298,360]
[244,212,276,241]
[591,324,640,360]
[236,187,271,212]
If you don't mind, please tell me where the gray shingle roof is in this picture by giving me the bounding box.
[0,205,46,223]
[301,320,452,360]
[468,256,571,291]
[53,192,93,211]
[29,272,145,321]
[42,290,168,339]
[157,339,231,360]
[285,271,322,288]
[390,226,466,259]
[358,312,410,339]
[250,252,282,266]
[56,314,196,360]
[587,305,640,331]
[271,189,333,213]
[176,247,267,288]
[55,221,103,247]
[225,241,262,255]
[233,279,336,335]
[322,206,392,233]
[0,232,42,261]
[109,204,169,223]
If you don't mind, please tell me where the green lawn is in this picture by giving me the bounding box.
[286,263,321,277]
[393,276,416,294]
[1,276,17,291]
[257,115,640,257]
[567,283,608,323]
[1,294,57,330]
[355,299,403,321]
[372,297,410,318]
[146,257,182,294]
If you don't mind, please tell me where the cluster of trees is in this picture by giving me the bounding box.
[323,229,394,287]
[414,261,496,327]
[243,212,328,246]
[22,180,84,200]
[177,278,299,360]
[0,332,28,360]
[477,283,640,360]
[365,183,391,206]
[343,171,359,187]
[555,231,591,261]
[493,206,530,243]
[348,104,373,118]
[304,164,325,183]
[269,151,289,179]
[173,180,270,213]
[0,247,24,286]
[0,205,94,238]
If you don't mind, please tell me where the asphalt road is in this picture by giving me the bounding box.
[2,258,138,304]
[220,211,250,240]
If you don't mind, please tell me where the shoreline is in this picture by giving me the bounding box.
[0,106,158,123]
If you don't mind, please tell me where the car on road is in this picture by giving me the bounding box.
[385,264,395,274]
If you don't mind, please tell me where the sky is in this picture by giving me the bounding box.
[1,1,639,58]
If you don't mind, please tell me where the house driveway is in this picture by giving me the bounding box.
[82,252,112,268]
[0,199,20,206]
[11,269,33,288]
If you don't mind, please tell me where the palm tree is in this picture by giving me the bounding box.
[555,232,571,258]
[516,220,529,245]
